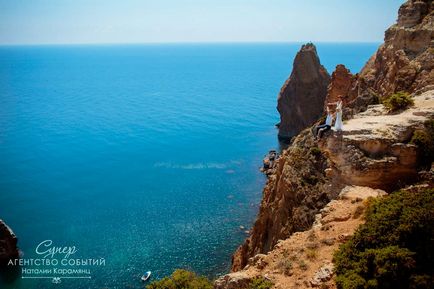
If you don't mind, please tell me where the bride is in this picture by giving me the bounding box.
[334,98,343,131]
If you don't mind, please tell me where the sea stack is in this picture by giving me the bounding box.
[277,43,330,140]
[0,220,19,267]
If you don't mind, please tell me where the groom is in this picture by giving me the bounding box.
[312,105,333,139]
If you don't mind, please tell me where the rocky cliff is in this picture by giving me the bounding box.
[359,0,433,97]
[277,43,331,140]
[231,128,337,271]
[225,0,434,285]
[324,65,358,110]
[323,0,433,117]
[0,220,19,267]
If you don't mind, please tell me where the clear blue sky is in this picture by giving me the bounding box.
[0,0,404,45]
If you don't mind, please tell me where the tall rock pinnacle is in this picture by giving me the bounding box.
[277,43,330,140]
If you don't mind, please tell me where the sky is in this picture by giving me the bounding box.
[0,0,405,45]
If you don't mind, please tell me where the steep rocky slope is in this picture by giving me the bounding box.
[323,0,433,116]
[359,0,433,97]
[231,128,335,271]
[277,43,330,139]
[224,0,434,286]
[216,186,386,289]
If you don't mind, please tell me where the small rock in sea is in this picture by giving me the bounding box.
[244,230,250,234]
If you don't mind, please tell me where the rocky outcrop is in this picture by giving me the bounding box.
[217,186,387,289]
[277,43,331,139]
[319,90,434,191]
[357,0,433,97]
[323,0,433,118]
[0,220,19,267]
[324,64,358,109]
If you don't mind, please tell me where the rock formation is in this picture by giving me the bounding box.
[277,43,331,139]
[323,0,433,117]
[0,220,19,267]
[324,64,358,109]
[356,0,434,97]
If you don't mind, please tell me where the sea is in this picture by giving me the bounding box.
[0,43,378,289]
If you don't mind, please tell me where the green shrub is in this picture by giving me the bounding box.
[276,258,293,275]
[410,119,434,166]
[146,269,213,289]
[310,146,322,157]
[249,277,273,289]
[298,260,308,271]
[306,249,318,260]
[382,92,414,111]
[334,189,434,289]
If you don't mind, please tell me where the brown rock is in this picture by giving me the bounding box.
[0,220,19,267]
[357,0,434,97]
[324,64,358,110]
[214,272,254,289]
[277,43,331,139]
[310,263,334,287]
[231,129,336,271]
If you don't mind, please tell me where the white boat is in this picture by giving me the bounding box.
[141,271,152,282]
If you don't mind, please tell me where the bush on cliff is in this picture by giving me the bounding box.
[146,269,213,289]
[410,119,434,167]
[249,276,273,289]
[382,91,414,112]
[334,188,434,289]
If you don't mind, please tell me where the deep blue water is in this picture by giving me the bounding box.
[0,43,378,289]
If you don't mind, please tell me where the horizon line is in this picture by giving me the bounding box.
[0,40,382,47]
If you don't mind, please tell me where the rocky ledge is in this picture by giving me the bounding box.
[319,90,434,191]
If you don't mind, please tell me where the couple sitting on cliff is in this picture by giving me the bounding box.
[312,97,344,139]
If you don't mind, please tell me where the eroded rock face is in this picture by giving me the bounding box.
[277,43,331,139]
[325,64,358,108]
[359,0,433,97]
[0,220,19,267]
[324,0,433,118]
[231,129,338,271]
[214,271,254,289]
[217,186,387,289]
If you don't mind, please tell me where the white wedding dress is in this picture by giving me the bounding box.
[334,101,343,131]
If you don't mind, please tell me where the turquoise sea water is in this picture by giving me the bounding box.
[0,43,378,288]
